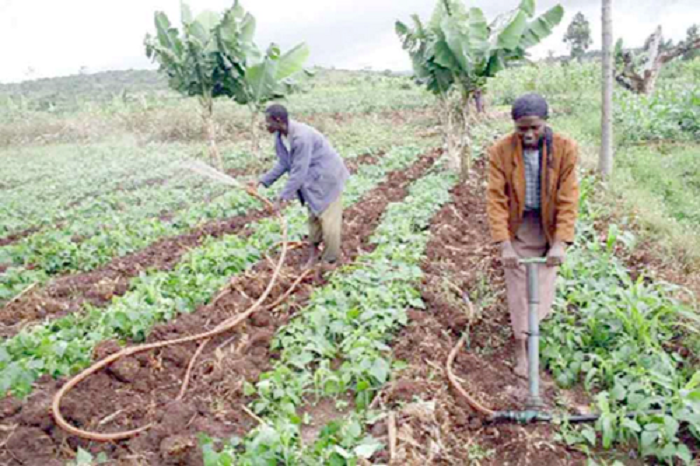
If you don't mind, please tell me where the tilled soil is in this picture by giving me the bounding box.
[0,153,379,339]
[0,227,43,248]
[0,207,271,339]
[382,158,589,465]
[0,151,436,466]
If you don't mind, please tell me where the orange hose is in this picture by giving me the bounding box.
[176,268,312,401]
[446,333,496,417]
[51,191,292,441]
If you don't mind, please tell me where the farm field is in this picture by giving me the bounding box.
[0,57,699,466]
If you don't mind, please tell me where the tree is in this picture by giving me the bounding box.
[145,1,310,167]
[682,24,699,61]
[600,0,613,178]
[563,12,593,62]
[396,0,564,177]
[615,25,700,94]
[643,34,673,54]
[227,42,312,155]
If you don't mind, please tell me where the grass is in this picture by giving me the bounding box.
[614,144,700,225]
[607,143,700,270]
[562,117,700,274]
[0,68,432,148]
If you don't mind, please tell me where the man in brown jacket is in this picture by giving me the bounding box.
[486,93,579,378]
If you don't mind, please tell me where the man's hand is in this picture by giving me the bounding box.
[501,241,519,269]
[546,241,566,267]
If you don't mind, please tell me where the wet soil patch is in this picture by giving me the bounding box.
[0,226,42,247]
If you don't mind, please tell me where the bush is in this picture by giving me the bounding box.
[486,62,598,108]
[615,85,700,143]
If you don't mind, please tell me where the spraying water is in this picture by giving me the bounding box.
[179,159,243,188]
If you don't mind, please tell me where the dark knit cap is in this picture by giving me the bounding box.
[511,93,549,120]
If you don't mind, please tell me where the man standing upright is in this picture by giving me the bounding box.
[253,104,350,268]
[486,93,579,378]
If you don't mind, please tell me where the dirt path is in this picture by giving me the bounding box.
[0,153,378,339]
[0,151,436,466]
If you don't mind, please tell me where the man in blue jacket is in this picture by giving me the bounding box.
[252,104,350,268]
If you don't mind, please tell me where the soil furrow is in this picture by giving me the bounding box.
[0,227,43,248]
[383,158,588,465]
[0,150,432,466]
[0,153,379,339]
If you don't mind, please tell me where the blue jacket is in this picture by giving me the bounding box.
[259,121,349,215]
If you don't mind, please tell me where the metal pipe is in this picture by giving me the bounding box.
[527,261,541,409]
[520,257,547,410]
[449,257,669,426]
[489,410,552,423]
[489,409,669,425]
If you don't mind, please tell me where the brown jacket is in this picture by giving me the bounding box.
[486,131,579,245]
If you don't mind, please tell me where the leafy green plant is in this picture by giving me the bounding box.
[144,1,310,163]
[0,146,424,398]
[0,175,260,303]
[486,61,598,108]
[466,441,495,463]
[200,433,238,466]
[542,176,700,464]
[615,83,700,142]
[396,0,563,176]
[311,417,384,464]
[199,168,458,462]
[0,144,193,238]
[67,448,108,466]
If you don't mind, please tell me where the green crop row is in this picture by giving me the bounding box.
[0,143,200,236]
[201,167,457,465]
[0,180,258,303]
[0,139,391,303]
[0,146,425,398]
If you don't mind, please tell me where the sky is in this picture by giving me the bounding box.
[0,0,698,83]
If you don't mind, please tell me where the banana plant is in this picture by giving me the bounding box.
[229,42,311,155]
[213,3,311,153]
[145,1,310,165]
[396,0,564,177]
